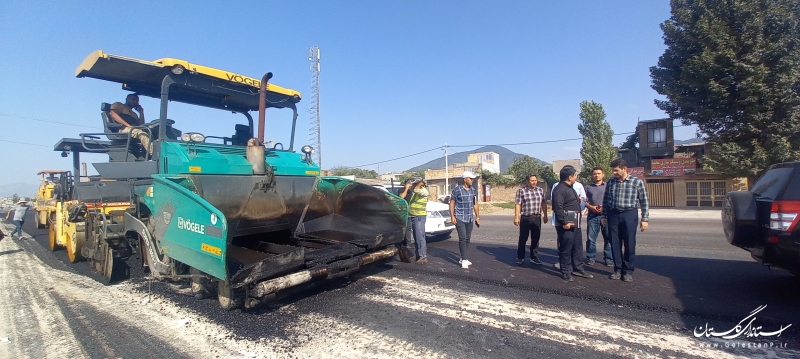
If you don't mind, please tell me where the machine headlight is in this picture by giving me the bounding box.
[190,133,205,142]
[171,65,185,75]
[181,132,205,142]
[301,145,314,154]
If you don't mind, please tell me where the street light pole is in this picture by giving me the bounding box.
[444,143,449,195]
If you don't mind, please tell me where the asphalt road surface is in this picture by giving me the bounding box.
[1,209,798,358]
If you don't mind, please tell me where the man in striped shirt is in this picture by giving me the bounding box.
[514,174,548,265]
[601,159,649,283]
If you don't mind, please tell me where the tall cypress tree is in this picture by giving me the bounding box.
[651,0,800,178]
[578,101,616,183]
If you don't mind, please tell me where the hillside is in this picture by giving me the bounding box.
[406,145,547,173]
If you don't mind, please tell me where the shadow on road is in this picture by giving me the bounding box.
[638,254,800,329]
[0,249,24,256]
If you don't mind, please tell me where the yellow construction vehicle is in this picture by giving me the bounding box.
[45,171,131,263]
[34,171,69,229]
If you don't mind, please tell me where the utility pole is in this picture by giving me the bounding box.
[308,45,322,168]
[444,143,449,194]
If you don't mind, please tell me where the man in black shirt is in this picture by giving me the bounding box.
[552,166,594,282]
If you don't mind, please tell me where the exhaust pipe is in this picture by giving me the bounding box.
[251,247,398,298]
[257,72,273,144]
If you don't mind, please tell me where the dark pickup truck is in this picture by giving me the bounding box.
[723,162,800,276]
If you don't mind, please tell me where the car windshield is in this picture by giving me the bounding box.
[751,166,795,200]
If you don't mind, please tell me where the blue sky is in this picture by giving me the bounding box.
[0,1,696,186]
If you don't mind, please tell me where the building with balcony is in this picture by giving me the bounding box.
[617,119,745,208]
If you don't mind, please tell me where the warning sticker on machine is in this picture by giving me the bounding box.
[189,166,202,172]
[201,243,222,256]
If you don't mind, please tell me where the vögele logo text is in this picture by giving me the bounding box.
[177,216,205,235]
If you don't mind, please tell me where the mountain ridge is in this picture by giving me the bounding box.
[405,145,547,173]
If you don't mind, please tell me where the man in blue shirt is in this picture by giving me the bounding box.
[449,171,481,269]
[5,200,30,239]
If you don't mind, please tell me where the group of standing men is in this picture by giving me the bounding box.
[514,159,649,283]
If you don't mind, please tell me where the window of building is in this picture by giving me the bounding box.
[647,122,667,148]
[686,182,698,206]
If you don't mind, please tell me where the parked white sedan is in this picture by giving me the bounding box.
[424,201,455,238]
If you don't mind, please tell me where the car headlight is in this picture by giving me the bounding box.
[181,132,205,142]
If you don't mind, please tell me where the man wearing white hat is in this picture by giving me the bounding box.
[449,171,481,269]
[5,199,30,239]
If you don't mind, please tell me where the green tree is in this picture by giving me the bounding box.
[577,101,616,183]
[11,194,19,204]
[650,0,800,178]
[398,170,426,184]
[620,132,638,149]
[480,170,515,186]
[507,156,558,186]
[538,166,559,187]
[330,166,379,179]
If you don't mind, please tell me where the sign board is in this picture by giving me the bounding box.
[651,158,696,176]
[629,167,645,178]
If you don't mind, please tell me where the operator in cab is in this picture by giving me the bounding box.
[109,94,152,154]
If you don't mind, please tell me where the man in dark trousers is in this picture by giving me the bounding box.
[585,167,612,266]
[396,179,416,263]
[450,171,481,269]
[602,159,649,282]
[552,166,593,282]
[400,177,430,264]
[514,174,548,265]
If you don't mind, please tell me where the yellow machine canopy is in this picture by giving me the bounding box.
[76,50,301,113]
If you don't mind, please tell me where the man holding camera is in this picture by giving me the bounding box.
[400,177,429,264]
[109,94,152,154]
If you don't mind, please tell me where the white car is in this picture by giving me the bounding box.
[372,185,455,238]
[424,201,455,238]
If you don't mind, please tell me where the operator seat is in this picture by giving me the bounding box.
[100,102,146,159]
[231,124,252,146]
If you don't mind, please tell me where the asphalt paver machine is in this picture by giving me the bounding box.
[52,51,409,308]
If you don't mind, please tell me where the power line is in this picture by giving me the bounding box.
[347,132,635,168]
[0,139,51,147]
[0,113,101,129]
[351,146,444,168]
[344,124,693,169]
[448,132,635,148]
